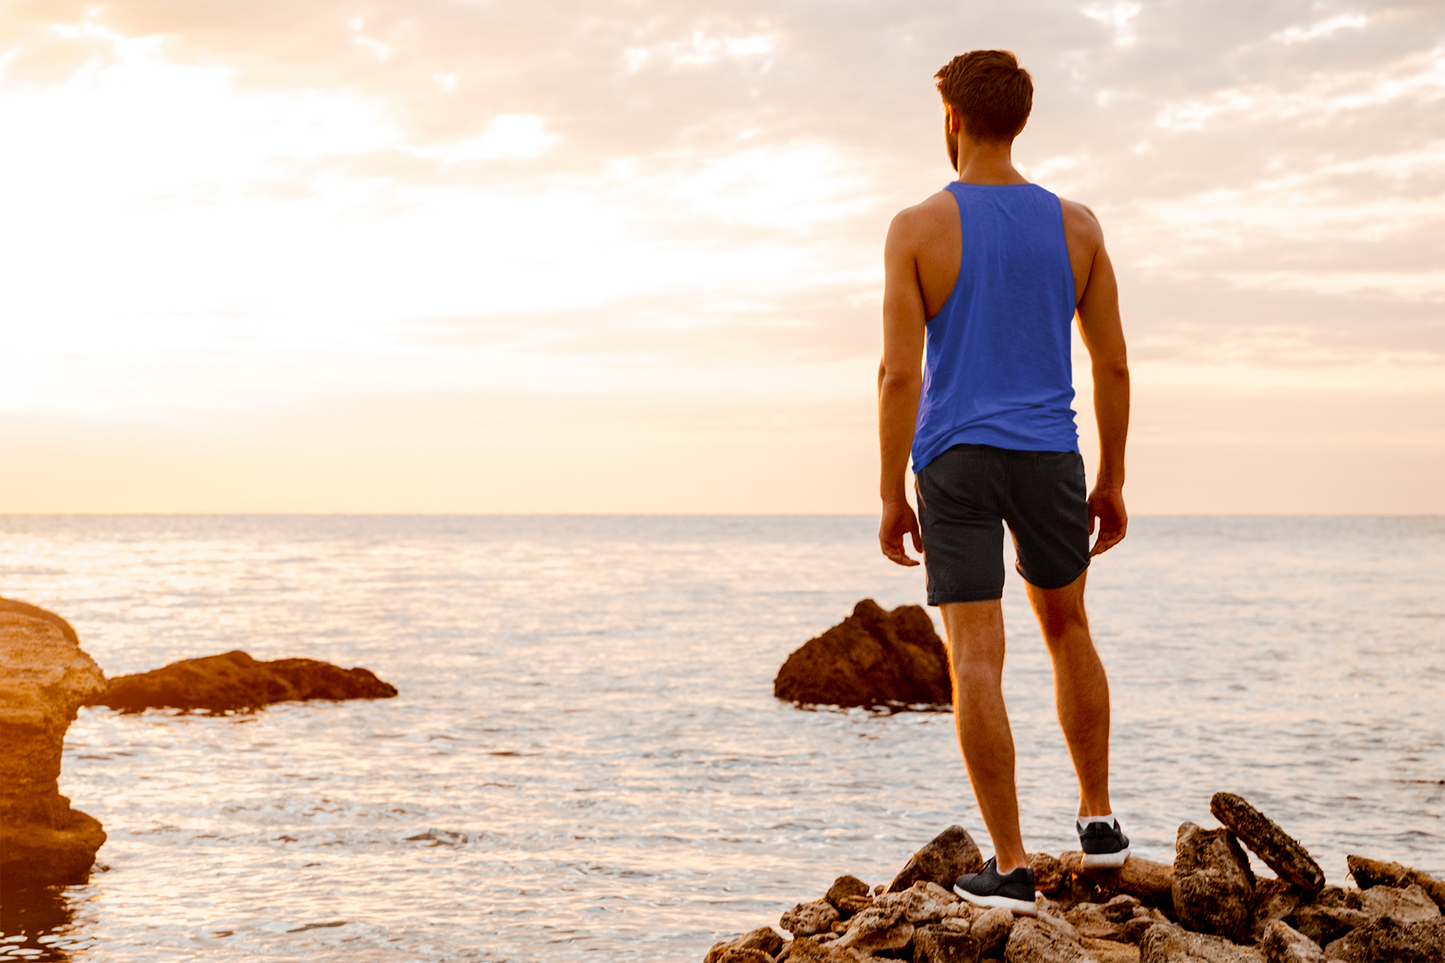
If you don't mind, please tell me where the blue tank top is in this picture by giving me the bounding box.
[911,182,1079,471]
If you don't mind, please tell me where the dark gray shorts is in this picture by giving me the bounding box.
[914,443,1090,605]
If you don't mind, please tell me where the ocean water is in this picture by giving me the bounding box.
[0,514,1441,962]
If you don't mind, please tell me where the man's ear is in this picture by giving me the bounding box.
[944,102,962,135]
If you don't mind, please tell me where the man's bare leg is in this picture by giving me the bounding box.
[1025,571,1113,818]
[939,600,1029,873]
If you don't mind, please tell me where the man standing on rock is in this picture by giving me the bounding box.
[877,50,1132,917]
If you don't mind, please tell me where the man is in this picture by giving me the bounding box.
[877,50,1131,917]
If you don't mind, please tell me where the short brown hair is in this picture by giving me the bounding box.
[935,50,1033,142]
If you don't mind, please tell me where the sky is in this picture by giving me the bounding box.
[1,0,1442,513]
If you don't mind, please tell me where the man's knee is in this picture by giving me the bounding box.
[1028,579,1090,643]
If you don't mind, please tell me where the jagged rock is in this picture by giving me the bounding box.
[1064,899,1130,941]
[706,926,785,963]
[1172,822,1255,943]
[773,599,951,707]
[0,599,109,886]
[1082,937,1143,963]
[1322,916,1445,962]
[1287,905,1371,948]
[1345,855,1445,912]
[887,825,985,892]
[833,895,872,920]
[974,905,1017,957]
[1121,916,1163,944]
[781,900,841,937]
[1139,921,1263,962]
[1060,850,1175,904]
[1210,793,1325,895]
[826,875,872,907]
[780,935,865,962]
[835,896,911,953]
[1031,852,1067,895]
[914,918,981,963]
[1004,912,1089,962]
[1258,921,1324,963]
[1357,882,1440,923]
[895,880,962,922]
[88,649,397,712]
[1252,878,1307,941]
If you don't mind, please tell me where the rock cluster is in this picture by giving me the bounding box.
[88,649,398,713]
[706,796,1445,963]
[0,598,109,886]
[773,600,952,709]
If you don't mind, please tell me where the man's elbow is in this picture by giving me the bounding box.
[879,368,922,396]
[1093,356,1130,382]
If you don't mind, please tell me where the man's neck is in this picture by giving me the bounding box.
[954,138,1028,186]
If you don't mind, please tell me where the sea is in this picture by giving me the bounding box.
[0,515,1441,962]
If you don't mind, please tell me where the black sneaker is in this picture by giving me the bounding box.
[1078,818,1131,869]
[953,857,1038,917]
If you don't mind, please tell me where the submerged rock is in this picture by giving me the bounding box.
[87,649,398,712]
[1209,793,1324,895]
[773,599,951,708]
[1172,822,1255,943]
[0,598,109,886]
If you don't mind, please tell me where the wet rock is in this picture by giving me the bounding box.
[825,875,872,907]
[1138,921,1263,962]
[1257,921,1324,963]
[780,900,841,938]
[706,926,785,963]
[834,897,911,953]
[780,935,865,962]
[1210,793,1325,896]
[1059,850,1175,905]
[1345,855,1445,912]
[887,825,985,893]
[1287,905,1371,948]
[1357,882,1440,923]
[973,905,1018,958]
[1003,913,1089,963]
[0,599,109,886]
[914,919,981,963]
[1322,915,1445,963]
[1172,822,1255,943]
[88,649,397,712]
[773,599,951,708]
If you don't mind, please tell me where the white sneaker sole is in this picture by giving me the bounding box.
[1081,846,1131,869]
[953,887,1039,917]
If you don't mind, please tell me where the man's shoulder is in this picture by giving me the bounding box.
[1058,196,1104,243]
[888,188,958,246]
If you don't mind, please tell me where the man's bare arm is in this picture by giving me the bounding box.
[878,211,928,566]
[1068,202,1130,556]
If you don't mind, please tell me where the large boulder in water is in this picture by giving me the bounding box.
[0,597,109,886]
[774,599,951,708]
[88,650,397,712]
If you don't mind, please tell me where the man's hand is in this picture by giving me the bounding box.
[1087,485,1127,556]
[879,500,923,566]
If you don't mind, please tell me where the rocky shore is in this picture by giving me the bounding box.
[706,795,1445,963]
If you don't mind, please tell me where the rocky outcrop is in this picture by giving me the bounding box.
[1210,793,1324,895]
[87,649,398,712]
[1173,821,1256,942]
[0,598,109,886]
[888,825,985,893]
[773,600,951,708]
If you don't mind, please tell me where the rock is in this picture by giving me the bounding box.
[914,919,981,963]
[1082,937,1142,963]
[1064,901,1128,941]
[887,825,985,892]
[1287,905,1371,948]
[1345,855,1445,912]
[1060,850,1175,905]
[1356,882,1440,923]
[1138,921,1263,962]
[780,935,865,962]
[706,926,786,963]
[1004,913,1089,962]
[781,900,841,938]
[773,599,951,708]
[0,599,109,886]
[1210,793,1325,896]
[825,875,872,908]
[897,880,962,922]
[974,905,1018,957]
[834,896,912,953]
[833,895,872,920]
[1031,853,1067,895]
[87,649,398,712]
[1172,822,1256,943]
[1121,917,1163,944]
[1321,916,1445,963]
[1257,921,1324,963]
[1252,878,1307,941]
